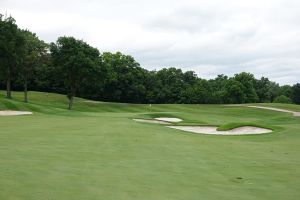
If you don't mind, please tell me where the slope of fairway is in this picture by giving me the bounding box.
[0,91,300,200]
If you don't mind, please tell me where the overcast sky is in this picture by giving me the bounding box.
[1,0,299,85]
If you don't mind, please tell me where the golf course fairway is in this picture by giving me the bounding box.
[0,91,299,200]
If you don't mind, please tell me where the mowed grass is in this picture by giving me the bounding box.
[0,91,299,200]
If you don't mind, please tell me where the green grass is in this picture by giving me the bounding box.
[0,91,300,200]
[217,122,275,131]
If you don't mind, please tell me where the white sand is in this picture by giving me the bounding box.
[155,117,182,122]
[248,106,300,117]
[167,125,272,135]
[133,118,171,124]
[0,110,33,116]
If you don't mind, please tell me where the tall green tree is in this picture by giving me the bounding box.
[234,72,258,103]
[101,52,147,103]
[50,36,100,109]
[154,67,185,103]
[255,77,271,102]
[225,78,246,103]
[209,75,228,103]
[292,83,300,104]
[180,79,210,104]
[0,14,24,98]
[266,82,280,102]
[20,29,48,102]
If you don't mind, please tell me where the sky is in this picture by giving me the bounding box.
[1,0,300,85]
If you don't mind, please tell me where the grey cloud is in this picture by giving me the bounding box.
[0,0,299,85]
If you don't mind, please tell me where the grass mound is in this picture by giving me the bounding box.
[217,122,274,131]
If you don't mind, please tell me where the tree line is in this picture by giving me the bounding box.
[1,14,300,109]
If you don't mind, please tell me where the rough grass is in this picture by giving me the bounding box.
[0,91,300,200]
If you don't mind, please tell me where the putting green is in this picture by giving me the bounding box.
[0,91,299,200]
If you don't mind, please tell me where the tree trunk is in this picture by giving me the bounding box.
[6,67,11,99]
[24,76,28,103]
[68,85,75,110]
[68,95,74,110]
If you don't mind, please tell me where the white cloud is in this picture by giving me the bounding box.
[1,0,299,85]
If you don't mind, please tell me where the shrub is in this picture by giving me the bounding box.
[273,95,292,104]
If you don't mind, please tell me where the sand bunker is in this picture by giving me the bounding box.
[133,118,171,124]
[167,125,272,135]
[154,117,182,122]
[0,110,33,116]
[248,106,300,117]
[133,117,182,124]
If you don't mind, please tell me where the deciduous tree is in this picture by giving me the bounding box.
[0,14,24,98]
[20,29,48,102]
[292,83,300,104]
[50,36,100,109]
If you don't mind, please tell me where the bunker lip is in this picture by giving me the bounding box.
[247,106,300,117]
[0,110,33,116]
[133,118,171,124]
[154,117,182,123]
[167,125,272,135]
